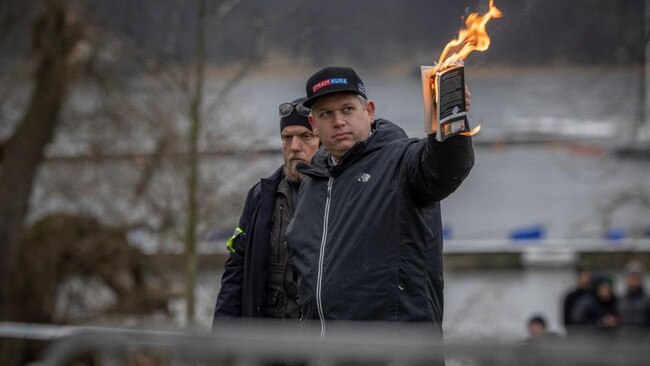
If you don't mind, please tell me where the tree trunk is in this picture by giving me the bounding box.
[0,0,81,321]
[0,2,82,364]
[184,0,206,324]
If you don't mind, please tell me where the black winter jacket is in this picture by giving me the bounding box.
[213,167,283,319]
[285,119,474,332]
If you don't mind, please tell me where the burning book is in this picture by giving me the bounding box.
[421,62,469,140]
[422,0,502,140]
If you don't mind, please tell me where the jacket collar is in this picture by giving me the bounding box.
[298,119,407,178]
[261,166,285,186]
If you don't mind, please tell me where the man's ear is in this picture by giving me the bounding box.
[365,100,376,121]
[308,115,317,134]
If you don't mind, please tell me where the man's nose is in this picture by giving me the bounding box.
[332,111,346,127]
[289,137,302,151]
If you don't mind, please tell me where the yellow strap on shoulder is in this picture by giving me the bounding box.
[226,227,244,253]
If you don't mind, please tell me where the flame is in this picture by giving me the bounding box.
[431,0,502,137]
[460,124,481,136]
[433,0,503,74]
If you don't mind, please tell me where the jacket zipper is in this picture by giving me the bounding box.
[316,177,333,338]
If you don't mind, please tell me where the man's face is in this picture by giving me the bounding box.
[281,125,319,182]
[596,283,613,301]
[308,93,375,161]
[528,322,546,337]
[577,270,591,288]
[626,273,642,291]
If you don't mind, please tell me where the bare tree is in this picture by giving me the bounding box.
[0,2,88,364]
[601,188,650,238]
[0,1,300,342]
[0,0,86,322]
[184,0,263,323]
[184,0,208,324]
[71,0,265,323]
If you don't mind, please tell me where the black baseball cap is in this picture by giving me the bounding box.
[304,66,367,108]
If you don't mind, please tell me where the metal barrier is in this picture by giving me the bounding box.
[3,321,650,365]
[45,322,650,365]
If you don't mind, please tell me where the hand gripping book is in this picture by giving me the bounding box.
[420,63,470,141]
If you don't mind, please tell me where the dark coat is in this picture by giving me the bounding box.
[572,292,618,327]
[213,167,283,319]
[563,287,590,325]
[619,287,650,326]
[285,119,474,331]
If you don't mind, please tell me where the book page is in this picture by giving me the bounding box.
[420,66,436,135]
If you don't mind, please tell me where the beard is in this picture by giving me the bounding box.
[283,160,303,183]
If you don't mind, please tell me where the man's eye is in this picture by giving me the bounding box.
[320,111,331,118]
[342,107,354,113]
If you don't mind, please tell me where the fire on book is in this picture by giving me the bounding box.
[429,0,503,138]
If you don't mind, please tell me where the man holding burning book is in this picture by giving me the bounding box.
[284,1,500,337]
[284,66,474,334]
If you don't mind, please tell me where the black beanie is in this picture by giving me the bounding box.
[280,97,312,133]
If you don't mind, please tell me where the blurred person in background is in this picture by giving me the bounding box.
[562,266,592,334]
[522,314,560,345]
[519,313,562,366]
[618,261,650,334]
[527,314,548,339]
[572,274,619,335]
[213,97,319,320]
[285,66,474,337]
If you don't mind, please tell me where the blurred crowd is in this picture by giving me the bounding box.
[524,260,650,344]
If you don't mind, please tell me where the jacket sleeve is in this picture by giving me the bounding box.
[212,186,257,322]
[403,133,474,206]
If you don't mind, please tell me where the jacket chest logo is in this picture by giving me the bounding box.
[357,173,371,183]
